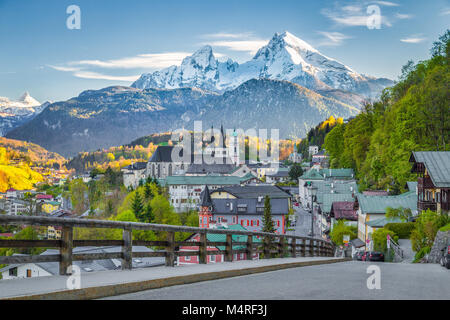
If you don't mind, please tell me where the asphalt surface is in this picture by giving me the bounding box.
[286,205,321,238]
[105,261,450,300]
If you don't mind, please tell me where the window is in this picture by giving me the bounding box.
[210,255,216,263]
[185,255,191,261]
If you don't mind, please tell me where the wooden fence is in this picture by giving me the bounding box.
[0,215,334,275]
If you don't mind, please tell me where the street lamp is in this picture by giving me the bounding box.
[308,185,317,238]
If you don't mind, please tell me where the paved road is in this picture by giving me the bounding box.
[287,205,320,238]
[105,261,450,300]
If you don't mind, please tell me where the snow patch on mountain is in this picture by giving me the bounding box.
[0,92,50,136]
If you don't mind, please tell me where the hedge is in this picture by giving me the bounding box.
[385,222,415,239]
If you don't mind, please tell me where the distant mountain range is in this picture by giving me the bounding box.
[6,31,394,157]
[0,92,50,136]
[133,31,393,99]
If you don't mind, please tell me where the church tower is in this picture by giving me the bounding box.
[199,186,213,228]
[228,128,240,165]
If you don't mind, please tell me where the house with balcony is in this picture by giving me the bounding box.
[410,151,450,213]
[200,185,292,234]
[355,191,417,248]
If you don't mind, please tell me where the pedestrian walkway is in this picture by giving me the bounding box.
[398,239,415,263]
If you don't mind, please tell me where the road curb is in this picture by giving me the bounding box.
[4,258,350,300]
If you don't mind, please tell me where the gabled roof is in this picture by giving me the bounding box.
[126,162,147,171]
[186,163,235,175]
[320,194,355,214]
[206,224,261,250]
[200,186,213,207]
[406,181,418,192]
[212,185,291,199]
[366,217,404,227]
[410,151,450,188]
[330,201,357,220]
[319,168,354,179]
[299,169,325,181]
[149,145,194,163]
[356,191,417,214]
[0,246,164,275]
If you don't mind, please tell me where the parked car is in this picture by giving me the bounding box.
[367,251,384,262]
[361,251,369,261]
[439,245,450,269]
[354,251,364,261]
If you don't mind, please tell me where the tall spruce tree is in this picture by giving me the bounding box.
[131,190,144,218]
[262,195,275,233]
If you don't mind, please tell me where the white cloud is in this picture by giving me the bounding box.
[205,40,268,55]
[395,13,413,19]
[72,71,140,82]
[441,8,450,15]
[69,52,190,69]
[316,31,352,47]
[199,31,268,55]
[200,32,255,39]
[372,1,399,7]
[48,65,80,72]
[400,36,426,43]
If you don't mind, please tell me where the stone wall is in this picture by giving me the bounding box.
[428,230,450,263]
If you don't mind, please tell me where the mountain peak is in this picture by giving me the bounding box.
[182,45,217,69]
[18,92,40,106]
[270,31,318,53]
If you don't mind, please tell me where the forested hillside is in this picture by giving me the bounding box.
[0,147,43,192]
[297,116,344,159]
[324,31,449,193]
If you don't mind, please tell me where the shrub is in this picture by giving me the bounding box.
[372,228,397,252]
[385,222,415,239]
[330,220,357,245]
[439,223,450,232]
[413,246,431,263]
[410,210,448,252]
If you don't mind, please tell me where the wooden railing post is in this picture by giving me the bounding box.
[291,238,296,258]
[246,235,253,261]
[199,232,207,264]
[59,226,73,275]
[165,231,175,267]
[278,236,285,257]
[225,234,233,262]
[122,228,132,270]
[309,238,314,257]
[301,238,306,257]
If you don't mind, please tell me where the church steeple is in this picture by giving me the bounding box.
[199,186,213,228]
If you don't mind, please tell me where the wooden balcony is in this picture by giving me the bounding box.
[417,177,435,189]
[418,201,437,212]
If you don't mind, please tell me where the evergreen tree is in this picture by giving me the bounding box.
[288,163,304,182]
[144,183,153,200]
[262,196,275,233]
[131,190,144,218]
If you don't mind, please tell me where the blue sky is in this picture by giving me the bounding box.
[0,0,448,102]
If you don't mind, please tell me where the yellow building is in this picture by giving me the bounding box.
[41,201,60,214]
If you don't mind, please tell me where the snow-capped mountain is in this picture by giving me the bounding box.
[132,31,393,99]
[0,92,49,136]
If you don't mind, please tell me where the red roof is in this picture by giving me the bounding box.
[330,201,357,221]
[37,194,53,199]
[0,233,13,238]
